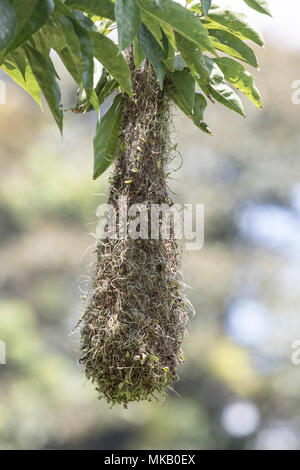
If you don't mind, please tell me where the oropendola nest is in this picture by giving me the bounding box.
[77,55,190,407]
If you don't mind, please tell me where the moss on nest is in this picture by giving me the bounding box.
[78,51,190,407]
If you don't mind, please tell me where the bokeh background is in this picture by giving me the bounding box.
[1,0,300,450]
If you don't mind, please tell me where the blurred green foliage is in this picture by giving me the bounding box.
[1,41,300,450]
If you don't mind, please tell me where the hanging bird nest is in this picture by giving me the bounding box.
[78,53,190,407]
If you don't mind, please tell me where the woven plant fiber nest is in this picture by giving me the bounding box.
[79,53,190,407]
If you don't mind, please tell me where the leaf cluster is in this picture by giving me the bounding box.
[0,0,271,178]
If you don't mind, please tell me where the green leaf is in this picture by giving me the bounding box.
[8,0,54,52]
[138,23,166,89]
[98,78,119,105]
[193,92,212,134]
[81,69,108,113]
[137,0,215,54]
[71,19,94,98]
[24,45,63,132]
[201,0,212,19]
[133,37,145,68]
[54,1,94,97]
[115,0,141,50]
[168,83,211,135]
[87,89,100,115]
[72,10,97,31]
[173,54,187,72]
[43,18,67,53]
[141,10,163,46]
[243,0,272,16]
[80,75,119,112]
[93,94,124,179]
[53,15,82,83]
[1,58,42,108]
[31,29,52,56]
[201,7,265,46]
[208,29,258,69]
[141,12,172,68]
[71,69,109,114]
[0,0,16,54]
[94,68,109,96]
[204,56,245,116]
[169,70,195,115]
[214,57,262,109]
[175,33,209,94]
[65,0,115,20]
[91,31,132,95]
[58,46,81,84]
[8,49,26,79]
[160,24,175,71]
